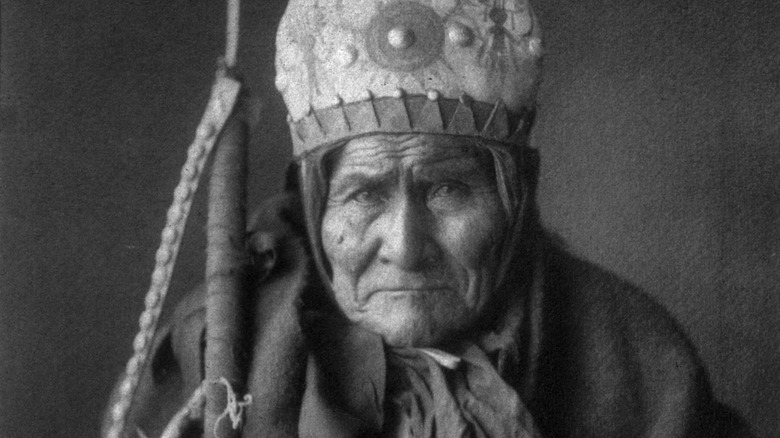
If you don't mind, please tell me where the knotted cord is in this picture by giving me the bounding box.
[213,377,253,435]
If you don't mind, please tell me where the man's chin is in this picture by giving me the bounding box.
[358,306,467,348]
[377,324,436,347]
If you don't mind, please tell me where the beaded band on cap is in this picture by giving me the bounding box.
[290,93,535,157]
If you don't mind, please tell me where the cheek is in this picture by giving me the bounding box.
[321,212,344,260]
[321,209,351,268]
[441,206,505,270]
[321,207,373,281]
[437,200,506,307]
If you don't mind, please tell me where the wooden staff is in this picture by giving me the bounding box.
[203,0,249,436]
[203,78,251,437]
[107,0,248,436]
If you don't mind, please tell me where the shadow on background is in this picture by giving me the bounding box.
[1,0,777,436]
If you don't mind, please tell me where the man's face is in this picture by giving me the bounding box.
[320,134,507,347]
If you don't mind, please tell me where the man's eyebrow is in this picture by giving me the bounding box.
[416,157,494,180]
[328,169,393,194]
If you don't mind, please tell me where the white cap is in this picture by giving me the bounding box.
[275,0,543,156]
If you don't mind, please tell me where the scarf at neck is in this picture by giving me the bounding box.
[297,311,542,438]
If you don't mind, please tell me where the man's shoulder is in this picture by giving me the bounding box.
[541,240,696,360]
[532,238,753,437]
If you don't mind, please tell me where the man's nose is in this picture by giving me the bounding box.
[376,197,437,270]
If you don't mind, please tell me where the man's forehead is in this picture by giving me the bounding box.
[329,134,487,173]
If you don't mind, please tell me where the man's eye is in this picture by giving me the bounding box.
[430,183,468,199]
[427,182,471,210]
[351,189,383,204]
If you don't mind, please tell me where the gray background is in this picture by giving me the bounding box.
[1,0,777,436]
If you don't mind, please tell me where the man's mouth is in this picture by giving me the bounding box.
[363,287,451,301]
[377,287,449,293]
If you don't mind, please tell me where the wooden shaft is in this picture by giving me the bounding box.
[204,109,249,438]
[225,0,240,68]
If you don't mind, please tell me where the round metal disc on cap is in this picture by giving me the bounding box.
[447,22,473,47]
[387,26,415,49]
[333,44,358,67]
[366,2,444,72]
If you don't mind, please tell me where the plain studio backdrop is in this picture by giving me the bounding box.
[1,0,777,436]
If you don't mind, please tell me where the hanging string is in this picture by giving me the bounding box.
[213,377,253,436]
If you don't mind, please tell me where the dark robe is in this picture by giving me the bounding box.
[103,193,753,437]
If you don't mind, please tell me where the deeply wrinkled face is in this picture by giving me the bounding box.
[320,135,507,347]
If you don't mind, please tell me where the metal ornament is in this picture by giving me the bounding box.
[367,2,444,71]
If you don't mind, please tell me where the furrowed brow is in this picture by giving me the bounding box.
[328,169,393,198]
[417,157,494,183]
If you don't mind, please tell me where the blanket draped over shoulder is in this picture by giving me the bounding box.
[103,193,753,438]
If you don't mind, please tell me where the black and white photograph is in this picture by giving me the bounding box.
[1,0,777,436]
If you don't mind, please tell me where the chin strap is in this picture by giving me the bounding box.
[106,0,249,436]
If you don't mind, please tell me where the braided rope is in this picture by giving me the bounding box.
[105,71,241,438]
[159,384,206,438]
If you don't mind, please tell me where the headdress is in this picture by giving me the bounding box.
[275,0,543,157]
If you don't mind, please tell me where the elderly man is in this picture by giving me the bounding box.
[104,0,753,437]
